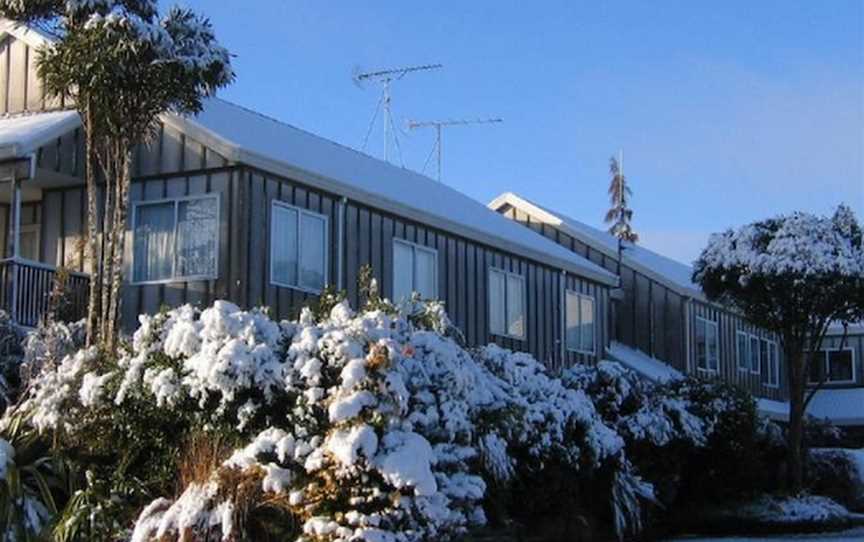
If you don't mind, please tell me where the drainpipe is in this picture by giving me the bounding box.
[683,297,692,373]
[8,170,20,323]
[337,196,347,290]
[560,269,566,366]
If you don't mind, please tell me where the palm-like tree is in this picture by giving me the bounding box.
[604,156,639,243]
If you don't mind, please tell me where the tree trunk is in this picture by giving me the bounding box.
[105,145,132,351]
[785,346,807,491]
[99,148,115,342]
[83,104,101,347]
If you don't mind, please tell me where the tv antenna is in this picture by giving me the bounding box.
[407,117,503,182]
[354,63,443,164]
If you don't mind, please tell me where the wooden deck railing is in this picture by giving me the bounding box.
[0,258,89,328]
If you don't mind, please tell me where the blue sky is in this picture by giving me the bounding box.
[177,0,862,264]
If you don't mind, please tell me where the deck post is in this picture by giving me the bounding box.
[7,172,20,322]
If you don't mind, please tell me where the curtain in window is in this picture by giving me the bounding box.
[414,248,436,299]
[299,213,326,291]
[134,202,174,282]
[707,323,719,370]
[566,292,579,350]
[580,295,594,352]
[506,274,524,338]
[271,206,299,287]
[695,318,707,369]
[489,270,506,335]
[393,241,413,301]
[176,198,217,278]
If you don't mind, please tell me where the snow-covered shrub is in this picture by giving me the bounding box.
[19,319,85,390]
[807,448,864,512]
[804,416,845,448]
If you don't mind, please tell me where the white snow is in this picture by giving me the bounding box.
[0,110,82,158]
[607,341,683,383]
[375,431,437,496]
[756,398,789,422]
[167,99,618,285]
[734,495,853,524]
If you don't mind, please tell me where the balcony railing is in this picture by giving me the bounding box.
[0,258,89,328]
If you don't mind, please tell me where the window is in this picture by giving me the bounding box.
[566,291,595,354]
[133,195,219,284]
[763,339,780,388]
[18,224,40,261]
[270,202,328,292]
[749,335,761,374]
[736,331,749,371]
[809,348,856,385]
[489,268,525,339]
[695,316,719,372]
[393,239,437,301]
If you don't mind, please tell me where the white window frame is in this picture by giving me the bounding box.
[131,194,220,285]
[488,267,526,341]
[736,330,750,372]
[763,338,780,388]
[565,290,596,355]
[809,347,857,386]
[695,316,720,373]
[392,238,438,301]
[269,201,329,294]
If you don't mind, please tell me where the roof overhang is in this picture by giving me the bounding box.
[0,19,51,50]
[162,112,620,287]
[489,192,704,298]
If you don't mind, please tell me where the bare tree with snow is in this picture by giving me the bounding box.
[0,0,234,348]
[693,204,864,491]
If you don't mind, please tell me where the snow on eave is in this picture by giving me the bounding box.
[0,110,81,161]
[806,388,864,427]
[757,398,789,422]
[606,341,683,384]
[0,19,52,50]
[161,101,619,287]
[489,192,708,300]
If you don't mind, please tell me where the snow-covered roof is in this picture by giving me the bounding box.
[807,388,864,426]
[488,192,704,298]
[827,322,864,336]
[756,398,789,422]
[0,110,81,162]
[606,341,683,383]
[162,99,619,286]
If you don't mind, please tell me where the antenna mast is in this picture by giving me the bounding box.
[354,64,442,163]
[407,117,503,182]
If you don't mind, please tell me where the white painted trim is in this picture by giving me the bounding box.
[488,266,527,341]
[564,289,596,356]
[269,200,330,294]
[694,315,720,373]
[392,238,438,302]
[130,194,221,285]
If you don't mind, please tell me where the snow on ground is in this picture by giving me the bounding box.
[669,528,864,541]
[606,341,683,384]
[733,495,851,524]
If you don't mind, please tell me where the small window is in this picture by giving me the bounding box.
[489,268,525,340]
[695,316,719,372]
[132,195,219,284]
[392,239,437,301]
[749,335,761,374]
[270,202,328,292]
[808,348,856,385]
[18,224,40,261]
[736,331,750,371]
[566,291,596,354]
[764,339,780,388]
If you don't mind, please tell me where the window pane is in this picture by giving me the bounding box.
[760,339,769,377]
[19,229,38,261]
[506,274,525,338]
[271,206,298,287]
[489,270,506,335]
[176,198,217,278]
[414,248,437,299]
[828,350,854,382]
[707,323,719,370]
[737,333,749,370]
[393,241,413,301]
[695,319,707,369]
[580,296,595,353]
[134,202,175,282]
[299,213,326,291]
[566,292,580,350]
[808,351,825,384]
[750,336,760,373]
[769,343,779,386]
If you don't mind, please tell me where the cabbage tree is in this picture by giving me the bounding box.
[693,204,864,490]
[0,0,233,348]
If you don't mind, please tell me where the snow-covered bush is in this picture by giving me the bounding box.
[20,318,85,390]
[807,448,864,512]
[9,297,647,541]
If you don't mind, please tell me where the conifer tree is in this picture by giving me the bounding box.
[604,155,639,243]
